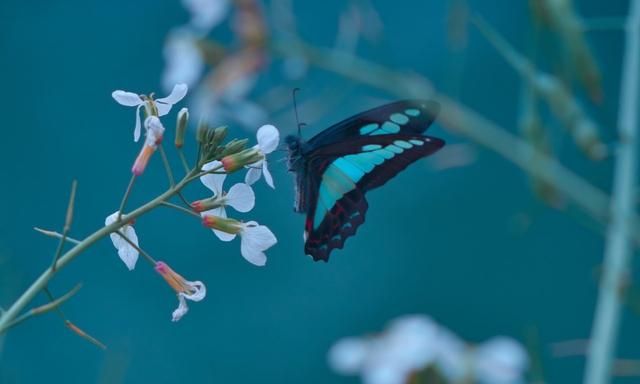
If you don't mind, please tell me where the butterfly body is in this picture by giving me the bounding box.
[286,100,445,262]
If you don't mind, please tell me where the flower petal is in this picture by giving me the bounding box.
[183,280,206,301]
[256,124,280,154]
[105,212,139,271]
[262,161,275,189]
[225,183,255,212]
[202,206,236,242]
[112,90,142,106]
[155,101,172,116]
[240,222,277,266]
[157,83,188,106]
[172,295,189,322]
[201,160,226,195]
[134,104,143,142]
[244,166,262,185]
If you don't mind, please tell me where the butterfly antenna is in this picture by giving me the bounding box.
[292,88,306,137]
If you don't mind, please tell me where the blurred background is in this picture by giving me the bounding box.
[0,0,636,383]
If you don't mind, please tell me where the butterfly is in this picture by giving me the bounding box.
[285,99,445,262]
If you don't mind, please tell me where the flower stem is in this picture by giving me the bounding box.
[178,149,190,174]
[160,201,201,219]
[115,230,156,265]
[117,174,137,221]
[158,144,175,187]
[584,2,640,383]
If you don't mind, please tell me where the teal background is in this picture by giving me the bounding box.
[0,1,636,383]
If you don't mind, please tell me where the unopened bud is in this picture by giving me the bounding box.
[221,148,262,172]
[220,139,249,157]
[191,196,224,212]
[197,120,211,144]
[175,108,189,148]
[210,126,228,149]
[202,215,243,234]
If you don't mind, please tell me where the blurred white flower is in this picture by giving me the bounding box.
[105,212,139,271]
[474,337,528,384]
[112,83,188,142]
[329,315,529,384]
[162,31,205,93]
[329,315,442,384]
[238,221,277,266]
[196,160,256,241]
[245,124,280,188]
[182,0,230,32]
[155,261,206,322]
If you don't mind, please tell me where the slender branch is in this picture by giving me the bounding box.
[115,230,157,266]
[160,201,202,218]
[51,180,78,270]
[270,38,640,244]
[178,149,190,174]
[117,174,137,221]
[43,288,106,350]
[584,2,640,384]
[158,145,175,187]
[34,227,81,245]
[3,284,82,331]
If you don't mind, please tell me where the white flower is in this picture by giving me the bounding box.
[162,30,204,93]
[182,0,230,32]
[172,280,206,322]
[238,221,277,266]
[105,212,139,271]
[245,124,280,188]
[474,337,528,384]
[154,261,206,322]
[112,83,188,142]
[199,160,256,241]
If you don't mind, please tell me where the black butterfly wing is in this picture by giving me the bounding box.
[303,134,444,261]
[307,99,440,148]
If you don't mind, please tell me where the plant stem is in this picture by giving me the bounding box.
[160,201,202,218]
[115,230,156,266]
[178,149,190,174]
[158,145,176,187]
[51,180,78,270]
[117,174,137,221]
[584,2,640,384]
[0,171,196,334]
[3,284,82,331]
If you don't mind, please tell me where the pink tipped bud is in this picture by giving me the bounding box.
[221,148,263,172]
[202,215,243,235]
[131,145,156,175]
[155,261,190,294]
[191,197,223,213]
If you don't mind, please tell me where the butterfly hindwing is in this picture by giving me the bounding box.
[303,134,444,261]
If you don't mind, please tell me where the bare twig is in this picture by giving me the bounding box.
[51,180,78,270]
[34,227,81,245]
[3,284,82,331]
[584,2,640,384]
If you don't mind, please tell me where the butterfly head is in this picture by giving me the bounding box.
[285,134,304,171]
